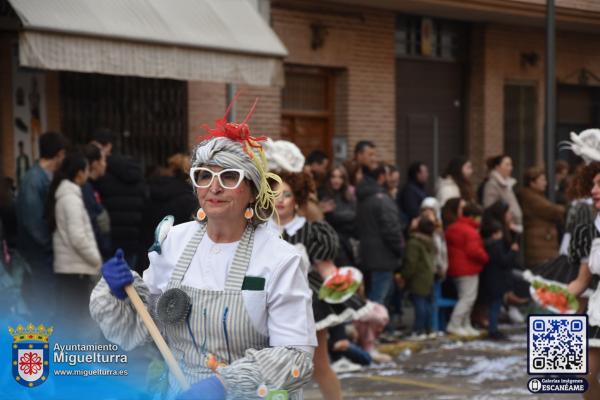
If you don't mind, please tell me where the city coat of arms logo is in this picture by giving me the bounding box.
[9,323,53,388]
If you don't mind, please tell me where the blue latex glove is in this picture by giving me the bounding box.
[101,249,134,300]
[177,375,226,400]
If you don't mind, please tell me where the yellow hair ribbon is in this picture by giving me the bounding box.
[245,138,282,221]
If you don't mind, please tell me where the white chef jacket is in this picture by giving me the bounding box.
[143,221,318,348]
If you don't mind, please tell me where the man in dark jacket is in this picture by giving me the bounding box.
[398,162,429,223]
[140,164,196,259]
[82,143,111,260]
[17,131,68,316]
[356,164,405,304]
[91,129,146,272]
[354,140,378,171]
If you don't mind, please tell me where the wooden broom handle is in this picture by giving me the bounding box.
[124,285,190,390]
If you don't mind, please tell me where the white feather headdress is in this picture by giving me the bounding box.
[560,129,600,164]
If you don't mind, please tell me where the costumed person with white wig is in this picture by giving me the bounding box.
[89,98,316,400]
[264,139,325,222]
[265,140,373,400]
[563,129,600,399]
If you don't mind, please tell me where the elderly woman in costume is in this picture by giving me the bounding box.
[89,100,316,400]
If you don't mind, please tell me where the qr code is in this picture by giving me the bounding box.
[528,315,587,374]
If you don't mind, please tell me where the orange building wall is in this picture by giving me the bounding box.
[271,5,396,163]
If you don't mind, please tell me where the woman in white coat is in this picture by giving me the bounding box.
[482,155,523,233]
[436,157,474,206]
[47,151,101,326]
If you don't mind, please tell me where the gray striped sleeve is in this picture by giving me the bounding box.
[307,221,340,261]
[569,223,593,267]
[217,347,313,399]
[89,272,153,351]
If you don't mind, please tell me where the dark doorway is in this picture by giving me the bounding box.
[395,59,464,188]
[504,84,537,184]
[60,72,188,171]
[395,15,466,188]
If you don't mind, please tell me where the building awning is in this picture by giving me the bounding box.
[8,0,288,86]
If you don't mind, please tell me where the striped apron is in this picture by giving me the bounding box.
[163,222,269,396]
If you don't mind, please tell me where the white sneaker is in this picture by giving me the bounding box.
[407,333,428,341]
[507,306,525,324]
[330,357,363,373]
[463,325,480,337]
[369,349,392,363]
[426,332,438,339]
[446,324,469,337]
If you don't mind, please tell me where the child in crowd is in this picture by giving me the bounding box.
[445,203,489,337]
[420,197,449,279]
[402,217,437,339]
[480,220,518,340]
[352,300,391,362]
[346,283,393,363]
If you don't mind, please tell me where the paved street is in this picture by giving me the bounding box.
[304,325,578,399]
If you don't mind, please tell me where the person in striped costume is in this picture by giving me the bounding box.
[90,99,317,400]
[273,170,372,400]
[564,129,600,399]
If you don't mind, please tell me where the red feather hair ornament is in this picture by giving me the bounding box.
[199,92,267,158]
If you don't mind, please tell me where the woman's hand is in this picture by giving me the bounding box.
[567,263,592,297]
[101,249,134,300]
[409,217,419,232]
[314,259,337,280]
[177,375,226,400]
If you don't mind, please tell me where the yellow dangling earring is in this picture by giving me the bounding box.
[244,206,254,220]
[196,208,207,221]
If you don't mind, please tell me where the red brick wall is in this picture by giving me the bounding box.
[481,24,546,167]
[187,81,281,149]
[187,81,226,148]
[466,24,487,182]
[271,5,396,163]
[236,85,281,139]
[466,23,600,175]
[186,2,600,176]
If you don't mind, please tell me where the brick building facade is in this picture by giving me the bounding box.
[2,0,600,184]
[187,0,600,182]
[468,23,600,180]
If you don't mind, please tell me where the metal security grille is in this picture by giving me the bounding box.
[60,72,188,171]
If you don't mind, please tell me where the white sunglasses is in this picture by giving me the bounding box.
[189,167,245,189]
